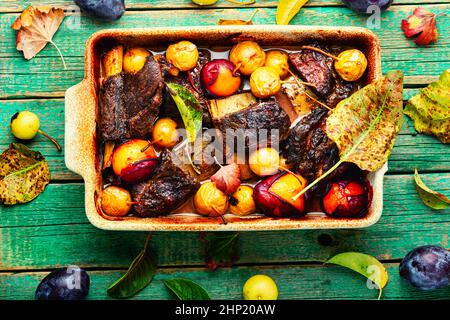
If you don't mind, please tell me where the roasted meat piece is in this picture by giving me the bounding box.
[208,94,291,149]
[100,56,164,141]
[289,43,359,107]
[132,150,200,217]
[282,107,341,182]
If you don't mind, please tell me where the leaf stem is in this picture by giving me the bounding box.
[50,40,67,70]
[38,129,62,152]
[301,45,340,61]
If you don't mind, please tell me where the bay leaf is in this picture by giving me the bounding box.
[201,232,240,270]
[164,279,211,300]
[107,234,157,299]
[167,82,203,143]
[0,143,50,205]
[414,169,450,210]
[404,69,450,143]
[326,252,389,299]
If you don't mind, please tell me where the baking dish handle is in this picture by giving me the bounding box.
[64,79,97,178]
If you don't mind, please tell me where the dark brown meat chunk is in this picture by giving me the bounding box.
[100,56,163,141]
[132,151,200,217]
[215,99,291,149]
[289,43,359,108]
[282,107,340,182]
[289,44,334,97]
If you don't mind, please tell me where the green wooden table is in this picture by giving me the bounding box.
[0,0,449,300]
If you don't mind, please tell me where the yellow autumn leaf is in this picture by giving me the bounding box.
[276,0,309,25]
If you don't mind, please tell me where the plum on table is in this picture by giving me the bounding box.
[399,245,450,290]
[75,0,125,21]
[35,267,90,300]
[342,0,393,14]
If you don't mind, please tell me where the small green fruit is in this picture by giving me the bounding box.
[10,111,62,151]
[243,274,278,300]
[10,111,40,140]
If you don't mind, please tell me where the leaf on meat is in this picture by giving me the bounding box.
[0,143,50,205]
[211,163,241,195]
[107,233,157,299]
[404,69,450,143]
[276,0,309,25]
[218,9,258,25]
[327,70,404,171]
[293,71,404,200]
[11,6,67,69]
[414,169,450,210]
[201,232,240,270]
[167,83,203,143]
[401,7,439,46]
[326,252,389,300]
[164,279,211,300]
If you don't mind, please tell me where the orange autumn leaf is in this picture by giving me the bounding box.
[11,6,67,69]
[218,9,259,25]
[401,7,439,46]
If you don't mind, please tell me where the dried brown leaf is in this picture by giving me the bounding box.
[12,6,66,69]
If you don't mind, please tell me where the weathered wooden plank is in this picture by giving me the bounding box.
[0,5,448,98]
[1,173,449,270]
[1,264,450,300]
[1,92,449,181]
[1,0,444,12]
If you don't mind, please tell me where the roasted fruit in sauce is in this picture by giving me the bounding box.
[102,45,123,77]
[10,111,61,151]
[152,118,180,148]
[201,59,241,97]
[123,47,150,74]
[249,147,280,177]
[230,185,256,216]
[342,0,393,14]
[75,0,125,21]
[101,186,132,217]
[322,180,370,217]
[250,66,282,98]
[399,245,450,290]
[35,267,90,300]
[334,49,368,82]
[112,139,158,183]
[194,182,229,216]
[229,41,266,76]
[253,172,306,217]
[166,41,199,71]
[243,275,278,300]
[264,50,290,78]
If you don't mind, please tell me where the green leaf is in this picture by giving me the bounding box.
[0,143,50,205]
[107,234,157,299]
[167,82,203,143]
[414,169,450,210]
[294,71,404,199]
[326,252,389,300]
[405,69,450,143]
[164,279,211,300]
[202,232,240,270]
